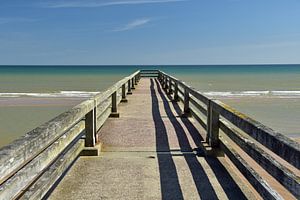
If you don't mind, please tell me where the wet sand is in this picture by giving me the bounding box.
[220,97,300,138]
[0,97,86,148]
[1,96,299,148]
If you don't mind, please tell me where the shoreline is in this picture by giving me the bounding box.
[0,96,299,148]
[0,97,85,148]
[0,97,87,107]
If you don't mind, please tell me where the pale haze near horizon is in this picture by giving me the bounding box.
[0,0,300,65]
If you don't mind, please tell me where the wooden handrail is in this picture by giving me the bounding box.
[158,70,300,199]
[0,69,299,199]
[0,70,141,199]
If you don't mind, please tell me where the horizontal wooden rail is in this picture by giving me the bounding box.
[213,100,300,169]
[158,70,300,199]
[219,120,299,198]
[0,70,141,199]
[140,70,159,77]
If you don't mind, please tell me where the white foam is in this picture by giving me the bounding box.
[0,91,99,98]
[271,91,300,96]
[1,90,300,98]
[203,90,300,98]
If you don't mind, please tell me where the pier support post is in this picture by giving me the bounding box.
[173,81,179,102]
[85,106,96,147]
[127,80,132,95]
[181,88,191,118]
[207,100,220,147]
[131,78,135,90]
[110,91,119,118]
[121,84,128,103]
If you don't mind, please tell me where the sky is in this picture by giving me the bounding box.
[0,0,300,65]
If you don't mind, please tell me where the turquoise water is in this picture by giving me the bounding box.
[0,65,299,147]
[1,65,299,92]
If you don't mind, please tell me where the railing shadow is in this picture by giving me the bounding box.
[152,78,247,200]
[150,79,184,200]
[165,87,248,200]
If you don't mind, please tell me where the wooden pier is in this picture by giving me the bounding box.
[0,70,299,200]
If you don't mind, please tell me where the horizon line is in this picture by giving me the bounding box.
[0,64,299,66]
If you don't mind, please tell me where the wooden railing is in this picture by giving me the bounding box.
[0,69,298,199]
[140,69,159,77]
[158,71,300,200]
[0,71,141,200]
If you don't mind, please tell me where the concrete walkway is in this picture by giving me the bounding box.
[49,78,254,200]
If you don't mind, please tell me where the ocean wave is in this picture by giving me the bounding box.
[202,91,300,97]
[0,91,99,98]
[1,90,300,98]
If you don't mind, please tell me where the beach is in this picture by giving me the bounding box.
[0,65,299,147]
[0,97,85,147]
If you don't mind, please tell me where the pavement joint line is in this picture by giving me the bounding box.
[103,150,196,153]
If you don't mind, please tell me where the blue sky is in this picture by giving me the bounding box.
[0,0,300,65]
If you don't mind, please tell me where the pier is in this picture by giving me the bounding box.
[0,70,299,200]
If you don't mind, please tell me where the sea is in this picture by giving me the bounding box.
[0,65,299,147]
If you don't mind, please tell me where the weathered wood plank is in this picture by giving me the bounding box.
[96,106,111,131]
[19,139,84,200]
[207,100,220,147]
[213,100,300,169]
[85,107,96,147]
[190,97,207,116]
[189,89,210,106]
[0,100,94,184]
[220,139,284,200]
[190,109,207,130]
[96,98,111,119]
[183,88,190,115]
[220,120,300,198]
[0,122,84,200]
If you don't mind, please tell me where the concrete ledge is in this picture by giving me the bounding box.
[180,112,192,118]
[109,112,120,118]
[80,143,102,156]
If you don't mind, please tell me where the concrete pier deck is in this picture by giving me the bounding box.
[49,78,255,200]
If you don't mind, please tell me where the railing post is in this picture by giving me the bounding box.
[131,77,135,90]
[127,79,132,95]
[182,87,191,117]
[207,100,220,147]
[134,75,138,85]
[174,81,179,102]
[167,78,173,95]
[85,101,96,147]
[110,91,120,118]
[163,76,167,90]
[121,84,128,103]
